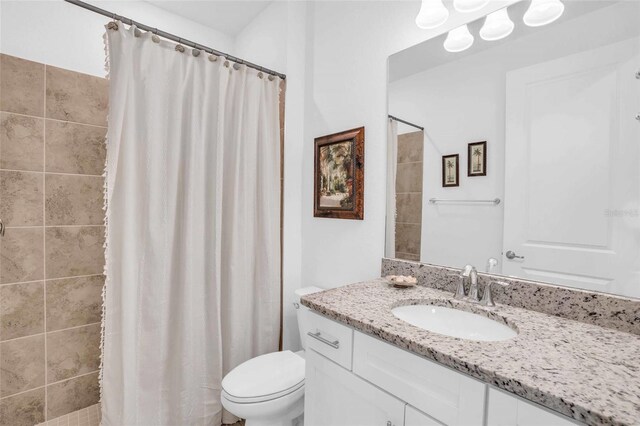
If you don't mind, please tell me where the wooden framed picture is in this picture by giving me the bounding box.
[468,141,487,177]
[314,127,365,220]
[442,154,459,187]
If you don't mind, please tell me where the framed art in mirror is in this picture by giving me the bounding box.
[442,154,459,187]
[314,127,365,219]
[468,141,487,177]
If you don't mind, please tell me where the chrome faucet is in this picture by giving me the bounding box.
[452,264,479,301]
[461,264,479,302]
[452,265,509,307]
[480,280,509,307]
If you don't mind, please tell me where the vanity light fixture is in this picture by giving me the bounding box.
[415,0,450,29]
[453,0,490,13]
[444,24,474,53]
[479,8,515,41]
[523,0,565,27]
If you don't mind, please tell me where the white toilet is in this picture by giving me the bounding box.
[221,286,323,426]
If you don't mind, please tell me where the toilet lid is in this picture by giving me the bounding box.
[222,350,305,403]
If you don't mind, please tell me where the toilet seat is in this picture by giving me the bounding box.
[222,350,305,404]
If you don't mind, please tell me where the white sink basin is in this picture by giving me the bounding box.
[391,304,517,341]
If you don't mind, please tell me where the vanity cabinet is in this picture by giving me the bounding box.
[487,388,579,426]
[352,331,485,426]
[405,406,443,426]
[305,348,406,426]
[304,311,582,426]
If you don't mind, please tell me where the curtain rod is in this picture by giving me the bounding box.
[63,0,286,80]
[388,115,424,131]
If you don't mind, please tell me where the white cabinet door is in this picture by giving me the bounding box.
[405,405,443,426]
[503,37,640,297]
[305,348,406,426]
[353,331,486,426]
[487,388,579,426]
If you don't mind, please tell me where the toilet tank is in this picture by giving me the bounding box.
[294,286,324,351]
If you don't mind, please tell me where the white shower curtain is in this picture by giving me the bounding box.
[102,25,281,426]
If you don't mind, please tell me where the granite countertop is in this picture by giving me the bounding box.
[301,279,640,426]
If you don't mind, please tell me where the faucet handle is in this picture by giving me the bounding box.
[460,264,475,277]
[480,280,509,307]
[448,273,466,299]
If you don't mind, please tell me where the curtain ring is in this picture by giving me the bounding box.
[192,49,201,57]
[151,34,160,43]
[268,74,275,81]
[208,54,218,62]
[134,28,142,38]
[175,44,185,53]
[258,72,264,79]
[233,63,240,71]
[107,21,119,31]
[223,60,230,68]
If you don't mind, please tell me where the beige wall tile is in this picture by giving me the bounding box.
[45,67,108,127]
[45,227,104,279]
[395,162,423,193]
[396,252,420,262]
[0,387,45,426]
[46,372,99,419]
[0,171,43,226]
[45,175,104,226]
[45,121,106,175]
[0,113,44,172]
[396,193,423,224]
[395,223,421,256]
[0,281,44,340]
[46,276,103,331]
[397,131,424,164]
[47,324,100,383]
[0,334,45,397]
[0,227,44,284]
[0,54,45,117]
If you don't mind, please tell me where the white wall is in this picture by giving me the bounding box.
[0,0,234,77]
[301,1,518,289]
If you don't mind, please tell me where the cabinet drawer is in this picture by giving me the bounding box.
[353,331,485,426]
[306,311,353,370]
[487,387,580,426]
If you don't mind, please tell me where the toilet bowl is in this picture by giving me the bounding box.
[221,286,323,426]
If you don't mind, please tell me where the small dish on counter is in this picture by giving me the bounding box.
[385,275,417,288]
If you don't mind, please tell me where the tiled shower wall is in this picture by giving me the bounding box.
[0,54,107,425]
[395,131,424,261]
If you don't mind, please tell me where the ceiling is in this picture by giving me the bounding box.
[147,1,273,36]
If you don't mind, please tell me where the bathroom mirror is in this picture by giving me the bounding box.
[386,0,640,298]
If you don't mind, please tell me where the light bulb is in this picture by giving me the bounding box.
[479,8,514,41]
[453,0,490,13]
[523,0,565,27]
[415,0,450,29]
[444,25,474,53]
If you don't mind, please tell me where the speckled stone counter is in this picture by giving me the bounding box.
[382,258,640,335]
[301,279,640,426]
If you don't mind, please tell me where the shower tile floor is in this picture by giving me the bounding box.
[36,404,245,426]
